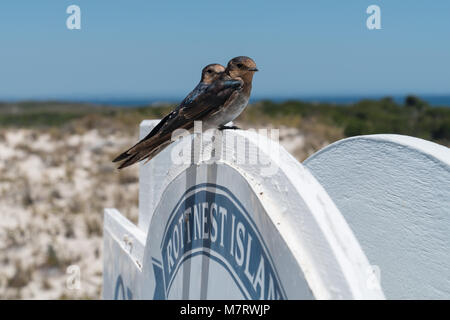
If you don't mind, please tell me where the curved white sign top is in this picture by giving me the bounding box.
[103,121,385,300]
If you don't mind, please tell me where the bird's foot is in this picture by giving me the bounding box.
[218,125,241,131]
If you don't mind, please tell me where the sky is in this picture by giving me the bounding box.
[1,0,449,100]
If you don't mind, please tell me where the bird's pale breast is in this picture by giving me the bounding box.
[203,91,249,129]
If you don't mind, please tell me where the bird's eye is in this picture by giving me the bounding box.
[207,70,213,74]
[236,63,243,68]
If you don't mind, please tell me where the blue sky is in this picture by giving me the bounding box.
[1,0,449,100]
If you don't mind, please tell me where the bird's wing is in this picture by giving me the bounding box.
[113,78,242,168]
[112,83,209,163]
[158,79,243,135]
[180,79,243,119]
[140,82,210,140]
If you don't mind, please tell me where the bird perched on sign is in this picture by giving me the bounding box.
[203,56,258,131]
[113,56,258,169]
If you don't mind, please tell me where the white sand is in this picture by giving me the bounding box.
[0,128,138,299]
[0,125,309,299]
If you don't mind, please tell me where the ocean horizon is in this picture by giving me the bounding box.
[2,94,450,107]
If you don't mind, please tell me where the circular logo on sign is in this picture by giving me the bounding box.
[151,183,286,299]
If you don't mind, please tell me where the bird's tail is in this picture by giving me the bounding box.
[113,149,133,163]
[114,138,172,169]
[116,153,144,169]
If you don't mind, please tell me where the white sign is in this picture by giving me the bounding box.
[103,121,385,300]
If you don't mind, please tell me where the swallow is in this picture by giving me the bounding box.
[113,63,241,168]
[113,57,258,169]
[203,56,258,131]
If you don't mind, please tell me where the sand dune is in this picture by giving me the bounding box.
[0,124,325,299]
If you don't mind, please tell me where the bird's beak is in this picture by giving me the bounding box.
[248,67,259,72]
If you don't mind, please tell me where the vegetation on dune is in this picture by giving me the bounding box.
[0,101,172,129]
[1,95,449,146]
[239,95,450,146]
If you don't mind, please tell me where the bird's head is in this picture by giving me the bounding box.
[225,56,258,80]
[201,64,225,84]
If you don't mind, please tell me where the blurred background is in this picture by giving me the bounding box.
[1,0,449,299]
